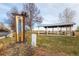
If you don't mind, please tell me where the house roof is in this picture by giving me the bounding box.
[11,11,28,17]
[38,22,75,28]
[0,23,10,32]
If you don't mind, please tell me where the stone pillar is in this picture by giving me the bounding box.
[31,34,36,47]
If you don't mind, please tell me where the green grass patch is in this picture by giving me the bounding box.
[37,35,79,55]
[0,33,79,55]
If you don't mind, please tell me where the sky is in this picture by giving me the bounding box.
[0,3,79,30]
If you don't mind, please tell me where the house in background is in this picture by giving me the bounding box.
[0,22,10,37]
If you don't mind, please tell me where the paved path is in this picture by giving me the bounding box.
[0,43,34,56]
[0,36,5,39]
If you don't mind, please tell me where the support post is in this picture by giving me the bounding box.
[66,27,67,36]
[38,26,39,35]
[52,28,54,34]
[45,27,46,35]
[16,16,19,43]
[57,27,59,35]
[60,27,62,35]
[47,27,48,35]
[70,26,72,36]
[21,16,25,42]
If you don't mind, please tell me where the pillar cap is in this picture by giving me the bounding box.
[11,11,28,17]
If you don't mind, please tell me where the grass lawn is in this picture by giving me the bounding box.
[37,35,79,55]
[0,37,12,48]
[0,33,79,56]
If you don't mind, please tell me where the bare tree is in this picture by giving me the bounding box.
[7,7,18,32]
[59,8,76,23]
[22,3,43,31]
[0,22,5,30]
[58,8,76,35]
[76,26,79,32]
[7,4,43,32]
[0,22,9,32]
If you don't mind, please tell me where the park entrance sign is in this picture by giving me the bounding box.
[12,12,27,43]
[16,16,25,43]
[12,12,37,47]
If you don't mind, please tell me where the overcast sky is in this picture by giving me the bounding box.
[0,3,79,30]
